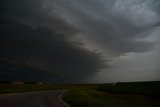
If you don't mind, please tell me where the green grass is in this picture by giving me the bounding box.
[63,82,160,107]
[64,89,160,107]
[0,84,58,94]
[0,83,98,94]
[98,81,160,98]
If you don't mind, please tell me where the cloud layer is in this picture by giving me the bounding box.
[0,0,159,82]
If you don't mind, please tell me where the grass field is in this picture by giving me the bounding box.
[0,83,98,94]
[98,81,160,98]
[0,84,57,94]
[0,81,160,107]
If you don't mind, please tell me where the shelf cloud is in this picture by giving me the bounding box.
[0,0,160,82]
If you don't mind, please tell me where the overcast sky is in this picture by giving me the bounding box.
[0,0,160,83]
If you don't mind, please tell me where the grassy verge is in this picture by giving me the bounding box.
[63,82,160,107]
[64,89,160,107]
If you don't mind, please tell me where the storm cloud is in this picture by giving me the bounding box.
[0,0,160,82]
[0,0,107,82]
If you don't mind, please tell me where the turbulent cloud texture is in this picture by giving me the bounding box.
[0,0,160,82]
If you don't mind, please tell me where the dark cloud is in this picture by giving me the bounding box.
[0,0,159,82]
[48,0,160,56]
[0,0,106,82]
